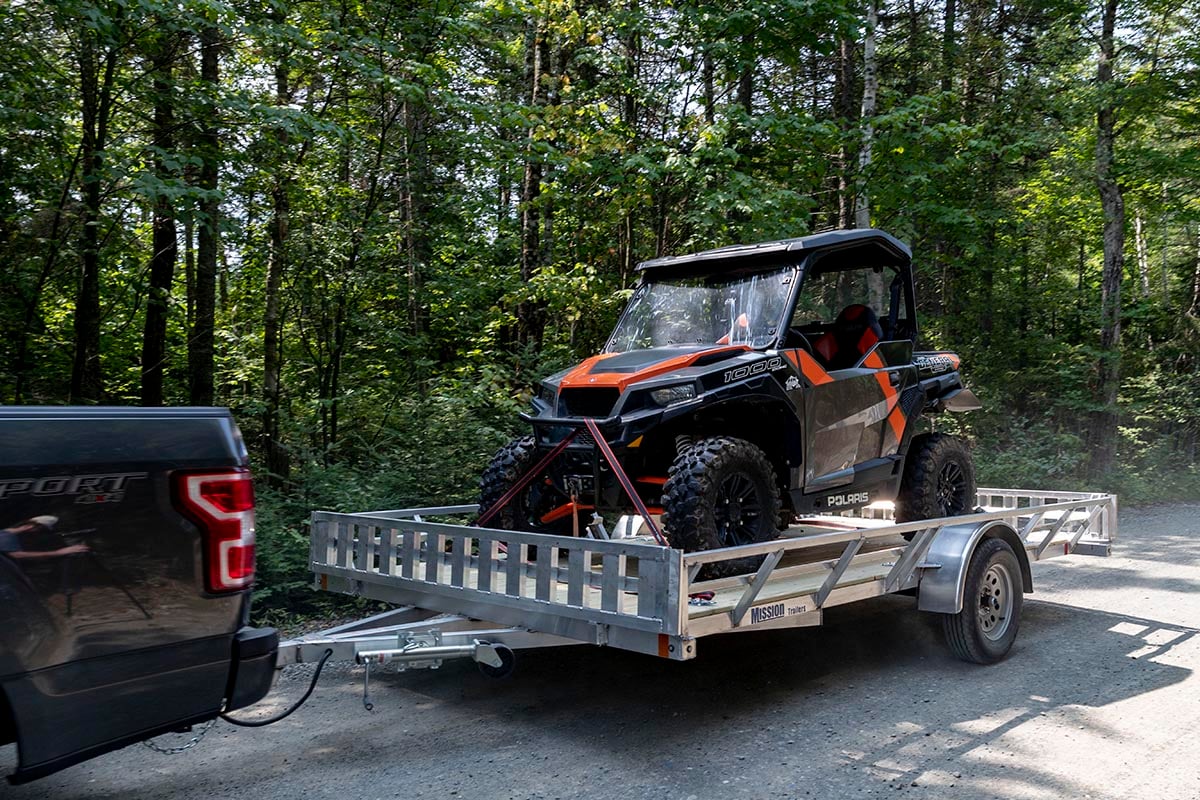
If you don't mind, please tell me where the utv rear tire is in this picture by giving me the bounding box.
[941,537,1022,664]
[478,437,572,535]
[662,436,781,578]
[895,433,976,524]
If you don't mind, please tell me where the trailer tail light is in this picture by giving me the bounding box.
[174,469,256,593]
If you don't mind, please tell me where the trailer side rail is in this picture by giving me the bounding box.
[310,510,686,658]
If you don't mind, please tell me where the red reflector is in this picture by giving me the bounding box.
[200,478,255,514]
[228,544,255,580]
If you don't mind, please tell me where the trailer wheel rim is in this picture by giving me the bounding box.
[977,562,1013,641]
[714,472,764,547]
[936,461,967,515]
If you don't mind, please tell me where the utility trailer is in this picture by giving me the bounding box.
[278,489,1115,683]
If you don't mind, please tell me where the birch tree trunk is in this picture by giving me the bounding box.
[262,28,291,485]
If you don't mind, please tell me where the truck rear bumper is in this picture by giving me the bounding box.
[225,626,279,711]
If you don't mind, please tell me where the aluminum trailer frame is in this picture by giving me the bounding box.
[279,488,1115,671]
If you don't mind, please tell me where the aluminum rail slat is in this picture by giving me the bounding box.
[730,550,786,626]
[813,537,864,609]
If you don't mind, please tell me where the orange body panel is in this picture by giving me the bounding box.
[558,346,750,392]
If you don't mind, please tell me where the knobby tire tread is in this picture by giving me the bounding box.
[661,436,781,578]
[478,436,537,531]
[895,432,976,523]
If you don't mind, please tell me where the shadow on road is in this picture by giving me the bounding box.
[281,594,1195,798]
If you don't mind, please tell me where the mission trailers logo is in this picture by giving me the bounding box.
[723,356,785,384]
[0,472,148,505]
[749,600,809,625]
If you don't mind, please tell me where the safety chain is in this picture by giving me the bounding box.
[140,717,218,755]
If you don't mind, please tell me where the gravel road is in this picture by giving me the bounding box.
[6,502,1200,799]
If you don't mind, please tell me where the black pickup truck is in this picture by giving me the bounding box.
[0,407,278,783]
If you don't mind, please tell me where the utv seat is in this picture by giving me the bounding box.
[813,304,883,370]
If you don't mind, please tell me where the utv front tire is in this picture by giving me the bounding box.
[662,436,781,578]
[478,436,572,534]
[895,433,976,523]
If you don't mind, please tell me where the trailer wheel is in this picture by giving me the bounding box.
[662,436,781,578]
[476,644,516,679]
[478,437,572,534]
[941,537,1022,664]
[895,433,976,539]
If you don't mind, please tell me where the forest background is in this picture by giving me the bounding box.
[3,0,1199,620]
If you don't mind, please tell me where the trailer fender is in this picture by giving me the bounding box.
[917,520,1032,614]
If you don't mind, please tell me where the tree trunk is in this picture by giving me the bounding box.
[702,49,715,124]
[1188,228,1200,318]
[836,38,856,230]
[262,40,291,486]
[71,19,119,403]
[189,21,219,406]
[183,203,195,331]
[623,5,639,128]
[401,97,425,337]
[941,0,957,94]
[1089,0,1124,478]
[856,0,884,308]
[737,31,754,116]
[1134,214,1150,298]
[517,18,546,347]
[141,32,178,407]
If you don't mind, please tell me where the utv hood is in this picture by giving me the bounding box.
[552,345,750,392]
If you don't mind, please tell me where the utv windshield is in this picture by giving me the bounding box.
[605,267,796,353]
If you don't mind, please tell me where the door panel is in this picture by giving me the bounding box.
[789,344,913,490]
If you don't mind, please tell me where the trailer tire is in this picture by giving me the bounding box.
[896,433,976,538]
[941,537,1022,664]
[478,437,572,534]
[476,644,516,679]
[662,436,781,578]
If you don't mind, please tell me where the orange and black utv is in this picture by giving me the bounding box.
[479,229,981,574]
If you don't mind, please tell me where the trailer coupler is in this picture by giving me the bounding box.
[355,636,507,670]
[355,635,513,710]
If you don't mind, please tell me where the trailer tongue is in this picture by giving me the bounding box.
[277,488,1115,681]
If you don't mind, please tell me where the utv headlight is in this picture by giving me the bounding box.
[650,383,697,407]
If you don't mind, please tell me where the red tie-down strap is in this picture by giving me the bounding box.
[474,429,578,529]
[583,417,669,546]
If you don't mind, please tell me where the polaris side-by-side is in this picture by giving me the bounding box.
[479,229,981,573]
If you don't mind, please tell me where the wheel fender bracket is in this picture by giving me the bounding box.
[917,520,1032,614]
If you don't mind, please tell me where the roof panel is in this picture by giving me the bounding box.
[637,228,911,276]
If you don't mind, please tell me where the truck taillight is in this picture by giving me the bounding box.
[174,469,256,593]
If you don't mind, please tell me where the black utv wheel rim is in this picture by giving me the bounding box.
[714,472,765,547]
[935,461,967,516]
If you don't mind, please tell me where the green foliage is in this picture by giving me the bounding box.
[4,0,1200,623]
